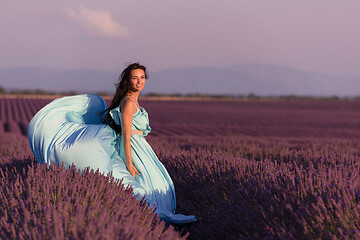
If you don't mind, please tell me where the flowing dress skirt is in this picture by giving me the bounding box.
[28,94,196,224]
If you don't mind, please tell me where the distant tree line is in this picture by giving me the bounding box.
[1,86,360,100]
[0,86,112,96]
[146,92,360,100]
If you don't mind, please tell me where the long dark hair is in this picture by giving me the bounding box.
[102,62,148,133]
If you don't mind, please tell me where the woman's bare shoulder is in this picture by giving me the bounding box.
[120,98,136,114]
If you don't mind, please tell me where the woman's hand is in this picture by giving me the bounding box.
[127,164,141,178]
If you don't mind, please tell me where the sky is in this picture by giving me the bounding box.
[1,0,360,79]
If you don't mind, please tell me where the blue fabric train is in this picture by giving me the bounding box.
[28,94,196,224]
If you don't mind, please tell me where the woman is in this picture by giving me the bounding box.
[28,63,196,224]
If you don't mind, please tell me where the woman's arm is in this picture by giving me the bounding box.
[121,99,141,178]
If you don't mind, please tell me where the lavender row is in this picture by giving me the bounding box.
[146,135,360,239]
[1,96,360,238]
[0,133,184,240]
[2,97,360,139]
[0,98,51,136]
[2,132,360,238]
[0,98,51,122]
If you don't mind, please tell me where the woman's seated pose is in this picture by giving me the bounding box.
[28,62,196,224]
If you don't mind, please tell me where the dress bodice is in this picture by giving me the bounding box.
[109,104,152,136]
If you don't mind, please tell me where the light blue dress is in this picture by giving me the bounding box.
[28,94,196,224]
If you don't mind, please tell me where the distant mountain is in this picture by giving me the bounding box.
[146,64,359,96]
[0,64,359,96]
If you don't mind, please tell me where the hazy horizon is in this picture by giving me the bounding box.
[1,63,359,97]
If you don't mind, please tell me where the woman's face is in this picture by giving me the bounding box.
[129,69,146,92]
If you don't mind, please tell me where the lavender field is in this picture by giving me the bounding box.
[1,95,360,239]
